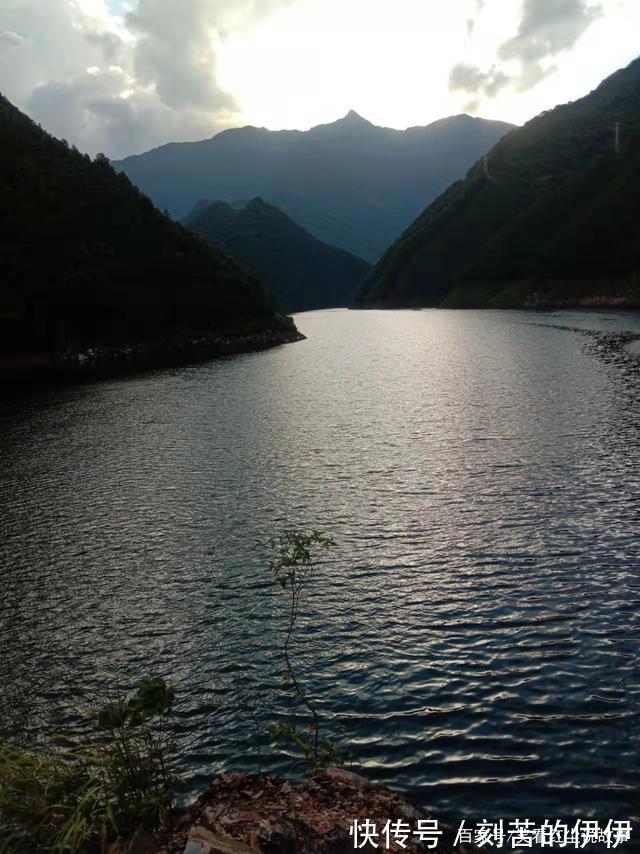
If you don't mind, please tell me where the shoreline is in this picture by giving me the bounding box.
[0,327,305,397]
[157,769,476,854]
[357,277,640,311]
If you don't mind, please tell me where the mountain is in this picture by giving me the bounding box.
[184,197,371,312]
[113,112,514,261]
[0,93,298,372]
[357,58,640,309]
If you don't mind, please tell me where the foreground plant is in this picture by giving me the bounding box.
[267,530,344,769]
[0,677,176,853]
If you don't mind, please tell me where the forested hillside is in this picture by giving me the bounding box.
[0,94,294,360]
[185,198,370,312]
[357,57,640,308]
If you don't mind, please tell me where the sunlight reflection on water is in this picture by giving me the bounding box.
[1,308,640,821]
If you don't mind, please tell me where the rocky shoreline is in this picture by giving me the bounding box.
[0,326,305,394]
[486,276,640,310]
[519,278,640,309]
[360,276,640,310]
[150,769,476,854]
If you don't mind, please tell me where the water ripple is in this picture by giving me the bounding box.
[2,308,640,822]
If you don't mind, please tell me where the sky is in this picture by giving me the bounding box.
[0,0,638,159]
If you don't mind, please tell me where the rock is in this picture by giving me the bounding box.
[257,821,362,854]
[395,799,423,824]
[161,771,479,854]
[322,768,373,789]
[183,827,256,854]
[257,818,297,854]
[316,827,362,854]
[228,772,249,790]
[203,806,218,825]
[237,810,263,823]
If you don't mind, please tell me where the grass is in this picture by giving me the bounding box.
[0,678,175,853]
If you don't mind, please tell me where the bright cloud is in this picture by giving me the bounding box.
[0,0,638,158]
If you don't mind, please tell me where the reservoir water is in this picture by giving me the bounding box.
[2,309,640,823]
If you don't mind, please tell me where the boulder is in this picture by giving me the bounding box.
[184,827,256,854]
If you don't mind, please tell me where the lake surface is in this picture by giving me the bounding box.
[2,308,640,824]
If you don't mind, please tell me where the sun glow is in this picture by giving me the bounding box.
[217,0,640,131]
[218,0,474,130]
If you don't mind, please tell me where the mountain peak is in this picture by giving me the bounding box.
[310,110,375,135]
[336,109,374,128]
[344,109,368,122]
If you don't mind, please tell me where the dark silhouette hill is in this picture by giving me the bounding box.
[0,93,297,368]
[185,197,371,312]
[114,111,513,261]
[357,57,640,309]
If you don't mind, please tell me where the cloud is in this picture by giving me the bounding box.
[28,66,222,156]
[84,30,123,61]
[0,0,291,158]
[0,29,26,47]
[466,0,486,36]
[451,0,602,100]
[125,0,236,111]
[499,0,602,66]
[449,63,510,98]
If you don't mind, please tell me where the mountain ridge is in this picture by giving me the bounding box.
[0,92,299,382]
[357,57,640,308]
[114,111,514,261]
[185,197,371,312]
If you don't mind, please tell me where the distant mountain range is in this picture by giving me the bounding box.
[0,93,297,372]
[114,111,514,261]
[358,57,640,309]
[185,198,370,312]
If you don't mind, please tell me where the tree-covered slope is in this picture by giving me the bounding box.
[357,57,640,308]
[185,198,371,312]
[115,111,513,261]
[0,93,294,358]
